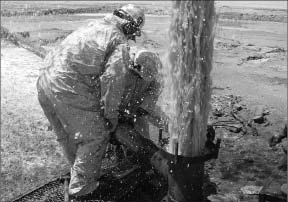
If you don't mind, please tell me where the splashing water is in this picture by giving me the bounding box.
[161,0,215,156]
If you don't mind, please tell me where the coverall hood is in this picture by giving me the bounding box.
[120,4,145,29]
[133,50,161,82]
[111,4,145,40]
[104,13,141,41]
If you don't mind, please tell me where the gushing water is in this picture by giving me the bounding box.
[161,0,215,156]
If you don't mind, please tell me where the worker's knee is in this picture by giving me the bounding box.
[58,138,77,165]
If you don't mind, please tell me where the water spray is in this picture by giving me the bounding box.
[164,0,216,201]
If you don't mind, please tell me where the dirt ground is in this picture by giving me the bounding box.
[1,1,287,202]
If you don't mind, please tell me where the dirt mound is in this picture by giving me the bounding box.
[209,94,262,136]
[215,39,241,50]
[1,39,17,48]
[206,95,286,202]
[238,46,287,65]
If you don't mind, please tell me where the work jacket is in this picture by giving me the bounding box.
[37,14,130,121]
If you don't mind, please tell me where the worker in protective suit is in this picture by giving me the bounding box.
[36,4,145,197]
[107,48,168,166]
[117,49,167,138]
[106,48,169,162]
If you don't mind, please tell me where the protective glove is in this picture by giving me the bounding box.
[105,118,118,133]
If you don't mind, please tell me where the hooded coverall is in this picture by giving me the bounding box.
[116,49,164,140]
[37,14,131,196]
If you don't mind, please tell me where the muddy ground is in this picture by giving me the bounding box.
[1,1,287,202]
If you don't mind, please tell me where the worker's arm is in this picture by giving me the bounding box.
[138,80,169,132]
[138,79,161,113]
[100,43,130,131]
[143,106,169,132]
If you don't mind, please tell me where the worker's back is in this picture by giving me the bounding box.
[37,16,128,111]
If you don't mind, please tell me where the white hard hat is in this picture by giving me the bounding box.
[120,4,145,29]
[134,50,161,82]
